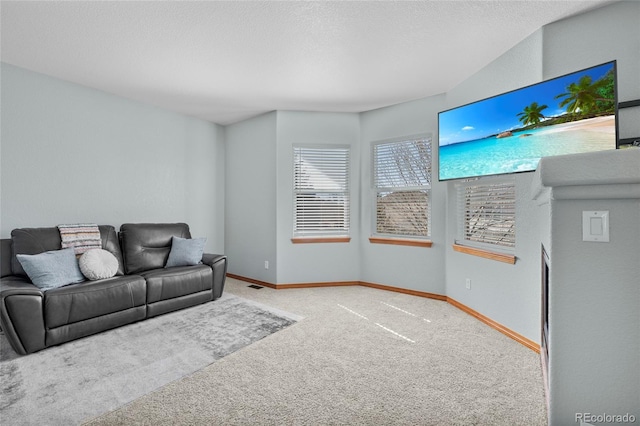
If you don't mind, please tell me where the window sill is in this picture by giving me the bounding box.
[292,236,351,244]
[369,237,433,248]
[452,243,516,264]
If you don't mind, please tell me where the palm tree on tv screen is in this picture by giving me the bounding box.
[516,102,548,127]
[555,73,615,116]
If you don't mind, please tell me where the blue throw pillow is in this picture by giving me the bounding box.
[16,248,86,291]
[165,236,207,268]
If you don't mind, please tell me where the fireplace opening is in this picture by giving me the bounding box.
[541,244,550,394]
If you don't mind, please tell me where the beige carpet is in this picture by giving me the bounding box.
[86,278,547,425]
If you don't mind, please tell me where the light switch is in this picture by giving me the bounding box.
[590,217,603,235]
[582,211,609,242]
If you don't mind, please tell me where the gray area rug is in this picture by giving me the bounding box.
[0,293,300,425]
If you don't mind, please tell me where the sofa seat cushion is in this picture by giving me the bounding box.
[44,275,146,329]
[141,265,212,304]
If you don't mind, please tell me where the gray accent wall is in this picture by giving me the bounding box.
[224,112,278,283]
[224,111,361,285]
[276,111,361,284]
[359,96,447,294]
[0,63,225,253]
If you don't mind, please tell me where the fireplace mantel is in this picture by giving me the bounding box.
[532,148,640,202]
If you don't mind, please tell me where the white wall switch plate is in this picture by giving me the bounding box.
[582,211,609,242]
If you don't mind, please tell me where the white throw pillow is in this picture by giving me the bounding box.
[79,249,119,280]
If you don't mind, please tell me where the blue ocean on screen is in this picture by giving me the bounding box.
[438,117,615,181]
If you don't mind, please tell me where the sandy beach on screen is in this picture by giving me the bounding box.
[540,115,615,134]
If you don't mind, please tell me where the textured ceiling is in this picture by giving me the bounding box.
[0,1,615,125]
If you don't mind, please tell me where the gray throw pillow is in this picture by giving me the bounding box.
[16,247,86,291]
[165,236,206,268]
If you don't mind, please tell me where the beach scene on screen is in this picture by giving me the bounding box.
[438,62,617,181]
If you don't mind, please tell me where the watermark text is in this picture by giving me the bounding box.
[576,412,636,424]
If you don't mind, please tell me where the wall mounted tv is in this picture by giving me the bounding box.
[438,60,618,181]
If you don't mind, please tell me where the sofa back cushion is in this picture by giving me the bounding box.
[10,226,125,277]
[119,223,191,274]
[1,239,13,278]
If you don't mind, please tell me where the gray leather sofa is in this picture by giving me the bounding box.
[0,223,227,355]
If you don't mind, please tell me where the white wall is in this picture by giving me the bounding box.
[224,112,278,283]
[0,63,225,253]
[275,111,361,284]
[359,96,447,294]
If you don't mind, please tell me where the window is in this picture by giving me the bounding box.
[293,145,350,238]
[456,178,516,251]
[373,136,431,239]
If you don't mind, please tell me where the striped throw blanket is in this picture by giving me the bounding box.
[58,223,102,256]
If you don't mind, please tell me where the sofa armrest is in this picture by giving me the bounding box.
[202,254,227,300]
[1,276,46,355]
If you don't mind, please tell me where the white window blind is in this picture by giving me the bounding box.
[373,136,431,238]
[457,179,516,250]
[293,146,350,236]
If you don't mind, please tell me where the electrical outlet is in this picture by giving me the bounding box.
[264,261,269,269]
[465,279,471,290]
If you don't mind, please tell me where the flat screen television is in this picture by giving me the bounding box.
[438,61,618,181]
